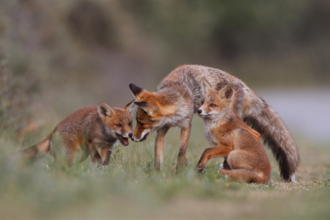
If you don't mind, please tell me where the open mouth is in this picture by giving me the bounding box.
[116,134,129,146]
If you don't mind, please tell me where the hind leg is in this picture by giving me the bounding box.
[219,150,269,183]
[226,150,255,171]
[219,169,262,183]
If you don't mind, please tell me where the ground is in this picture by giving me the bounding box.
[0,117,329,219]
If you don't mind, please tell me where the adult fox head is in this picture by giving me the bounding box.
[128,83,176,142]
[197,82,235,120]
[97,101,135,146]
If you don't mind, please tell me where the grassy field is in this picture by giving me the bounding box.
[1,116,330,219]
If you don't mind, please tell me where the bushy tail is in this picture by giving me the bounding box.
[19,135,51,161]
[219,169,270,184]
[242,97,299,182]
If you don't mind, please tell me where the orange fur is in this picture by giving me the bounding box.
[19,102,135,165]
[196,85,271,184]
[128,65,299,181]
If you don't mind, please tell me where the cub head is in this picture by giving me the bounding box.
[128,83,166,142]
[97,101,135,146]
[197,83,234,120]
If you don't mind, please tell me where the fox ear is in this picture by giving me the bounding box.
[219,84,234,101]
[201,77,213,93]
[129,83,146,101]
[124,100,136,116]
[98,102,115,118]
[134,101,158,116]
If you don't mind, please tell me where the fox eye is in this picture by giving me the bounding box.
[139,122,144,126]
[210,103,216,107]
[201,100,204,104]
[116,124,122,127]
[129,122,132,126]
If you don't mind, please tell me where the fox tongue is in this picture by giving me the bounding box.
[122,138,129,146]
[117,134,129,146]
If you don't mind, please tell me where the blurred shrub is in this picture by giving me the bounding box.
[0,48,37,134]
[0,0,329,125]
[67,1,117,49]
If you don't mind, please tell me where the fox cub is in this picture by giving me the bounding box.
[196,82,271,184]
[20,101,135,165]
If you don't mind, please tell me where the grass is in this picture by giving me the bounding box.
[1,117,330,219]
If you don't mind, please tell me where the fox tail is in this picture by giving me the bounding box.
[19,135,51,161]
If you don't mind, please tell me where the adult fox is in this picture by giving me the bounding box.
[129,65,299,182]
[196,83,271,183]
[20,102,135,165]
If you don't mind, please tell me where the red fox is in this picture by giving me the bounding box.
[129,65,299,182]
[196,83,271,183]
[20,102,135,165]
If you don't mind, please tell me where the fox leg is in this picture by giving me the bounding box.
[85,142,102,164]
[219,150,270,184]
[154,126,170,171]
[176,124,192,174]
[100,146,113,165]
[92,150,102,164]
[195,146,232,172]
[219,169,265,183]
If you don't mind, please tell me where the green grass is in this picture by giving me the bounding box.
[1,117,330,219]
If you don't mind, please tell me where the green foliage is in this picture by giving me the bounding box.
[1,125,330,219]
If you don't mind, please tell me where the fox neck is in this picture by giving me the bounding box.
[155,91,193,129]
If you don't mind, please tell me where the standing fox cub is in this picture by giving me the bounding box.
[20,102,135,165]
[196,83,271,183]
[129,65,299,182]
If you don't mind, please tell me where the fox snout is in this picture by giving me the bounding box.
[130,130,150,142]
[197,108,208,117]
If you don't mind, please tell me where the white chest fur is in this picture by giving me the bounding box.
[203,120,219,148]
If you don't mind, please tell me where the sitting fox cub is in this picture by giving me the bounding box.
[196,83,271,184]
[20,102,135,165]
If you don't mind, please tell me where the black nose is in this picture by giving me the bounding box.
[129,133,133,138]
[197,109,202,114]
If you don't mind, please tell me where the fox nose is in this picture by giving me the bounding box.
[129,133,133,138]
[197,109,202,114]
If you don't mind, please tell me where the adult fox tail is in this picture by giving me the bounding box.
[242,95,299,182]
[20,135,51,161]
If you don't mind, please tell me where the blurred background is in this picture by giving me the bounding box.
[1,1,330,219]
[0,0,330,142]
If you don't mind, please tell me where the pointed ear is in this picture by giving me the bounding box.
[201,77,213,93]
[129,83,147,101]
[98,102,116,119]
[134,101,158,116]
[124,100,136,116]
[219,84,234,101]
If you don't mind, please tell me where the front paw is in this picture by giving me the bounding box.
[195,165,205,173]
